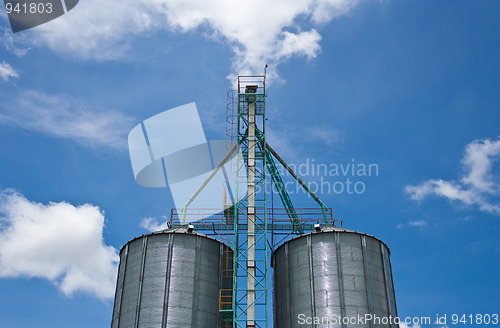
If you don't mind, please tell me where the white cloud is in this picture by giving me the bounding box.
[32,1,154,61]
[405,138,500,215]
[409,219,427,227]
[140,216,170,232]
[400,324,421,328]
[267,123,343,161]
[0,190,119,299]
[25,0,361,79]
[1,27,31,56]
[0,90,135,150]
[397,219,428,229]
[275,30,322,60]
[433,321,449,328]
[304,125,343,147]
[0,61,19,81]
[461,137,500,192]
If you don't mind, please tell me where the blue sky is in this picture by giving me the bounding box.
[0,0,499,327]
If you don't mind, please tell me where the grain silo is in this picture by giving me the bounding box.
[120,73,399,327]
[272,225,398,328]
[111,226,233,328]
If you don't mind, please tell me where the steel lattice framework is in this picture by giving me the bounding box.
[172,75,338,328]
[232,76,268,328]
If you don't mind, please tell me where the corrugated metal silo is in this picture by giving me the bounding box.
[272,225,398,328]
[111,226,233,328]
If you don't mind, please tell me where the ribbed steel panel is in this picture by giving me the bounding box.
[273,226,398,328]
[111,227,232,328]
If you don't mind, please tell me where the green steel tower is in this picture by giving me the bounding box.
[170,74,336,328]
[232,76,268,328]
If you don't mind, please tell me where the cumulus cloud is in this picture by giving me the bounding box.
[275,30,322,60]
[32,1,155,61]
[24,0,361,78]
[0,190,119,299]
[0,61,19,81]
[405,138,500,215]
[140,216,170,232]
[0,90,135,150]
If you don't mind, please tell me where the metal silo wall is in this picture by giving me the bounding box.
[111,230,232,328]
[273,230,398,328]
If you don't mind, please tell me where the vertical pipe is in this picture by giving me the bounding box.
[307,236,317,326]
[285,243,291,328]
[115,244,129,328]
[380,244,393,327]
[161,234,173,327]
[384,245,399,327]
[134,236,148,328]
[361,235,374,328]
[247,99,256,327]
[191,236,201,327]
[335,232,346,328]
